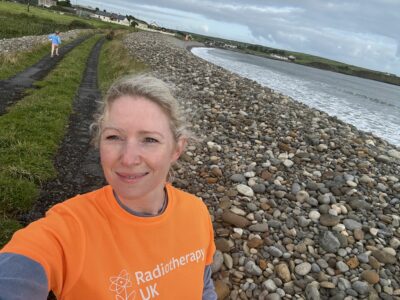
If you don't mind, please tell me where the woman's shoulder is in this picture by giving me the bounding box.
[47,185,110,218]
[168,184,209,211]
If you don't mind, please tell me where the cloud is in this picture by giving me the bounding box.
[77,0,400,75]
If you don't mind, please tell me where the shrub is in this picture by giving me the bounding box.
[106,30,115,40]
[67,19,93,30]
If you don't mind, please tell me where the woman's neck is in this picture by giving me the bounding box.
[114,188,167,216]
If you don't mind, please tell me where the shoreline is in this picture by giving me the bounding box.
[189,46,400,149]
[124,32,400,299]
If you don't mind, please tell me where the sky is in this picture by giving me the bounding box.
[75,0,400,76]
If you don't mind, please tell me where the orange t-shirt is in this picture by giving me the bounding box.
[1,184,215,299]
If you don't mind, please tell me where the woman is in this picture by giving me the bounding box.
[48,31,61,57]
[0,75,217,299]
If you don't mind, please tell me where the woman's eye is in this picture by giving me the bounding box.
[105,135,120,141]
[144,137,159,143]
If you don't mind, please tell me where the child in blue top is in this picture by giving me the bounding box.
[48,31,61,57]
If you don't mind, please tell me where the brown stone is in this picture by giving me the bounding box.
[369,256,381,269]
[206,177,218,184]
[261,170,273,181]
[221,211,250,228]
[260,203,271,211]
[354,228,365,240]
[320,214,340,227]
[226,189,238,197]
[275,263,291,283]
[372,250,396,264]
[211,166,223,177]
[278,142,292,152]
[361,270,380,284]
[215,238,232,252]
[214,280,230,300]
[219,197,231,209]
[259,259,268,270]
[247,237,264,248]
[346,257,359,269]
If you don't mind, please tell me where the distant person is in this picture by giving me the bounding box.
[0,74,217,299]
[48,31,61,57]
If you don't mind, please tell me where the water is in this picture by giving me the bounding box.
[191,47,400,147]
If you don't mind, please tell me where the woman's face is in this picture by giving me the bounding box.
[100,95,184,202]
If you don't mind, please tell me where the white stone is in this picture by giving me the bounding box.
[383,247,396,256]
[236,184,254,197]
[244,171,256,178]
[283,159,294,168]
[230,206,246,216]
[347,180,357,187]
[333,224,346,232]
[233,228,243,236]
[309,211,321,221]
[370,228,379,236]
[388,149,400,160]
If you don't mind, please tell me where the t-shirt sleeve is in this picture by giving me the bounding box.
[0,203,85,296]
[0,253,48,300]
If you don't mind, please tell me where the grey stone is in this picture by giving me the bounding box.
[230,174,246,182]
[245,260,262,276]
[295,262,312,276]
[211,250,224,273]
[343,219,362,230]
[305,282,320,300]
[269,246,283,257]
[249,223,269,232]
[352,281,369,295]
[319,231,340,253]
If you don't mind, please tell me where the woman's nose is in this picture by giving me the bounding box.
[120,141,142,166]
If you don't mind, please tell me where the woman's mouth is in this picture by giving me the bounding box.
[116,172,149,183]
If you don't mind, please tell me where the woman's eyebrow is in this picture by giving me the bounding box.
[138,130,164,138]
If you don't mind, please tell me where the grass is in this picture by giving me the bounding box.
[0,1,126,38]
[0,34,102,247]
[98,31,148,94]
[0,42,54,80]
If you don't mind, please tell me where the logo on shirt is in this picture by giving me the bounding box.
[109,248,205,300]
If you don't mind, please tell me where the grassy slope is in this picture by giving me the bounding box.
[0,35,102,246]
[98,32,148,94]
[0,1,126,38]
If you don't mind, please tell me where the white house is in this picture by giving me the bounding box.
[38,0,56,7]
[92,11,130,26]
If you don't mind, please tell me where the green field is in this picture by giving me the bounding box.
[0,1,126,38]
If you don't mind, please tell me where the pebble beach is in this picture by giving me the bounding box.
[124,31,400,300]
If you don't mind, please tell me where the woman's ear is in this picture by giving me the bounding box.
[172,137,187,162]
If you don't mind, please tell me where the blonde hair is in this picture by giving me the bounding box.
[90,74,190,147]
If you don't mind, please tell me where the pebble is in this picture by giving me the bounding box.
[236,184,254,197]
[343,219,362,230]
[295,262,312,276]
[320,231,340,253]
[275,263,291,283]
[320,214,340,226]
[361,270,380,284]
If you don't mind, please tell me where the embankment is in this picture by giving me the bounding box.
[123,31,400,299]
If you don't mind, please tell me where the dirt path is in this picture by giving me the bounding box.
[0,34,92,116]
[20,37,106,224]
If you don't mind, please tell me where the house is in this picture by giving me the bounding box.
[92,11,130,26]
[38,0,56,7]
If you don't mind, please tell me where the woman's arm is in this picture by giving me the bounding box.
[0,253,48,300]
[203,265,217,300]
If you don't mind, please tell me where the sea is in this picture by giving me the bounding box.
[191,47,400,147]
